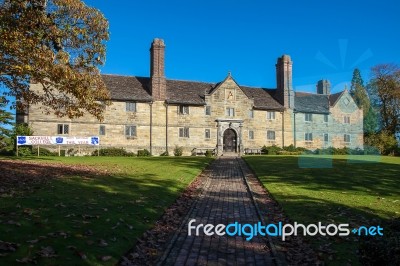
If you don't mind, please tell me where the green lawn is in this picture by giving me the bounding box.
[0,156,213,265]
[244,155,400,265]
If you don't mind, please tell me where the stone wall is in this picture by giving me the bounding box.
[294,90,363,149]
[27,79,364,156]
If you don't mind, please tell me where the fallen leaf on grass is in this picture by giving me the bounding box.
[111,222,120,230]
[26,239,39,244]
[84,230,93,236]
[7,220,21,227]
[36,246,57,258]
[76,251,87,260]
[99,255,112,261]
[15,257,36,264]
[98,239,108,247]
[0,240,19,252]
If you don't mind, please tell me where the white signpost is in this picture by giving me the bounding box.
[16,136,100,156]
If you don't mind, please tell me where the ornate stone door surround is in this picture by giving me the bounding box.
[216,119,243,156]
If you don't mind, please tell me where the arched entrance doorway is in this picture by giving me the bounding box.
[223,129,237,152]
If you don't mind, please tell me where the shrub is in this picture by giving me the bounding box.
[205,150,214,157]
[365,131,398,155]
[17,146,33,157]
[283,145,308,153]
[277,150,302,155]
[93,148,135,157]
[38,147,57,156]
[137,149,151,157]
[160,151,169,156]
[0,148,14,156]
[363,145,380,155]
[261,145,282,155]
[67,148,78,156]
[283,144,296,152]
[173,146,183,156]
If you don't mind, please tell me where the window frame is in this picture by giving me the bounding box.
[205,106,211,116]
[126,102,137,112]
[305,113,313,122]
[179,127,190,138]
[57,124,69,135]
[179,105,190,115]
[125,125,137,137]
[99,125,106,136]
[267,111,276,120]
[248,130,254,140]
[305,132,313,141]
[344,115,350,124]
[344,134,351,143]
[226,107,235,117]
[205,129,211,139]
[267,130,276,140]
[249,109,254,119]
[324,133,329,142]
[324,114,329,123]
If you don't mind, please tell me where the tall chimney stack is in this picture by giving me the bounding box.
[317,80,331,95]
[275,55,294,109]
[150,38,166,101]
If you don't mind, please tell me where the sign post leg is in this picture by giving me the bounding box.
[58,145,61,157]
[16,145,19,157]
[37,145,40,157]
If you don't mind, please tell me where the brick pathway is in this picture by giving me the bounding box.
[159,157,275,265]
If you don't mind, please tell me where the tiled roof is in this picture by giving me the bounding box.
[166,80,215,105]
[241,87,284,110]
[102,75,152,102]
[101,74,340,113]
[294,92,330,114]
[329,91,344,106]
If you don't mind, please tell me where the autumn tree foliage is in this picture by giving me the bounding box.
[0,0,111,120]
[368,64,400,136]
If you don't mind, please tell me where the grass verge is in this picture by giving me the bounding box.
[0,156,213,265]
[244,155,400,265]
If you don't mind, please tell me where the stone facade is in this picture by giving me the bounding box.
[19,38,364,155]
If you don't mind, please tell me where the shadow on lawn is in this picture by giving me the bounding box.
[244,156,400,264]
[247,156,400,197]
[0,158,208,265]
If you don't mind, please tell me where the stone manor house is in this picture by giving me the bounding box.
[17,38,363,155]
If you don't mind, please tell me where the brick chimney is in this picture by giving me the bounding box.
[275,55,294,109]
[317,79,331,95]
[150,38,166,101]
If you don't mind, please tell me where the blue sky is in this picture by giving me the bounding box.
[85,0,400,94]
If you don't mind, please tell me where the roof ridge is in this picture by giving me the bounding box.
[167,78,216,84]
[101,74,149,78]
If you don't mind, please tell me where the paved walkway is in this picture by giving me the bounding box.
[159,157,275,265]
